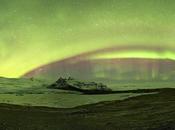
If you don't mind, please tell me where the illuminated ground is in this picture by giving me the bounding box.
[0,77,175,129]
[0,88,175,130]
[0,77,149,108]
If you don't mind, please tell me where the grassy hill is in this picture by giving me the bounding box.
[0,88,174,130]
[0,77,147,108]
[0,77,175,129]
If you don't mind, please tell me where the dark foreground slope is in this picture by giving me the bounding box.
[0,88,175,130]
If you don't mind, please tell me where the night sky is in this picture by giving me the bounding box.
[1,0,175,78]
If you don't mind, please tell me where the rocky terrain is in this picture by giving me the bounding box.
[49,77,112,94]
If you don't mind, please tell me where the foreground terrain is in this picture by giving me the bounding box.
[0,77,175,130]
[0,77,146,108]
[0,88,175,130]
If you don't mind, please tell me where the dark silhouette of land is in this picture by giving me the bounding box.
[0,88,175,130]
[48,77,113,94]
[48,77,169,95]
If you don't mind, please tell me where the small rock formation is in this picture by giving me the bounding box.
[48,77,112,94]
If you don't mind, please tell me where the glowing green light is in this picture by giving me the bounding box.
[91,50,175,60]
[1,0,175,77]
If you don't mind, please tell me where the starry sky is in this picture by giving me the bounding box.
[1,0,175,78]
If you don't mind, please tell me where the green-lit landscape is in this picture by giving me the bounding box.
[0,77,175,130]
[0,77,157,108]
[1,0,175,129]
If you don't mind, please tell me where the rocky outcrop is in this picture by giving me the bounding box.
[48,77,112,94]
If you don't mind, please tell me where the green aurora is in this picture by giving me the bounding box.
[1,0,175,78]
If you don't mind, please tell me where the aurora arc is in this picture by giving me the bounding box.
[1,0,175,78]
